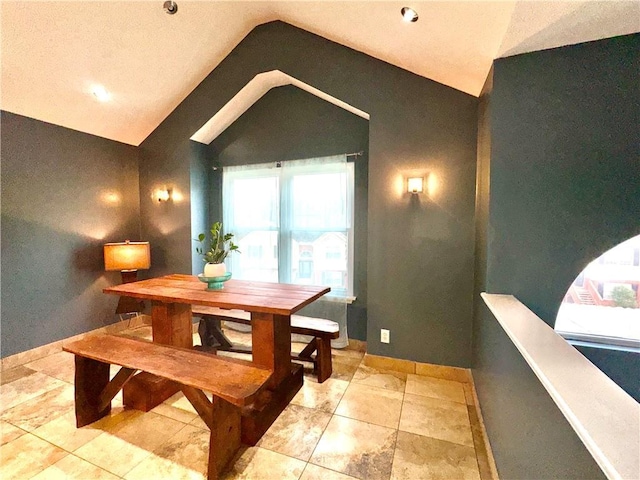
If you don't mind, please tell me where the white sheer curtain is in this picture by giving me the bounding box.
[222,155,352,347]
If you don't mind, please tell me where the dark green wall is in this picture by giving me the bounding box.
[1,111,141,357]
[212,85,368,166]
[139,21,478,366]
[486,33,640,319]
[574,343,640,402]
[473,34,639,479]
[209,85,369,340]
[475,305,606,480]
[190,141,212,274]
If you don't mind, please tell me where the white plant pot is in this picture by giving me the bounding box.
[204,262,226,278]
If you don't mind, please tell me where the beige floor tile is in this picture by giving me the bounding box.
[125,453,206,480]
[390,430,480,480]
[331,358,362,382]
[32,410,105,452]
[300,463,359,480]
[258,403,332,461]
[405,374,466,404]
[399,393,473,447]
[25,351,76,384]
[31,453,120,480]
[310,415,397,480]
[222,326,252,347]
[122,326,153,341]
[351,364,407,393]
[291,341,310,355]
[0,371,67,413]
[335,383,403,429]
[0,365,37,386]
[87,406,144,434]
[101,410,186,451]
[125,424,209,479]
[1,420,27,445]
[291,377,349,413]
[224,446,306,480]
[332,348,366,362]
[190,413,209,430]
[73,431,153,477]
[0,384,75,432]
[73,412,186,476]
[151,391,199,424]
[0,323,500,480]
[0,433,67,480]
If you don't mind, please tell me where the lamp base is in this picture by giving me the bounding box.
[115,270,144,314]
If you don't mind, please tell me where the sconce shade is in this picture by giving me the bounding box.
[157,189,171,202]
[407,177,424,194]
[104,241,150,271]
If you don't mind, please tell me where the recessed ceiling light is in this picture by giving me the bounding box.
[401,7,419,23]
[163,1,178,15]
[91,85,111,102]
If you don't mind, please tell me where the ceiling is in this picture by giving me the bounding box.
[1,1,638,146]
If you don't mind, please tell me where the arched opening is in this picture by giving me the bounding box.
[555,234,640,348]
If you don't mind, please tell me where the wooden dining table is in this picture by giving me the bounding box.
[103,273,330,443]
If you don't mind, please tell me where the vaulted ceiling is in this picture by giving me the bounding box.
[1,1,638,146]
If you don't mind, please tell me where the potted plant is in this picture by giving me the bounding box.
[196,222,240,278]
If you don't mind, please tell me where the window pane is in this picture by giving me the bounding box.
[290,231,348,294]
[231,177,278,229]
[223,156,353,297]
[555,235,640,345]
[291,173,348,229]
[232,230,278,282]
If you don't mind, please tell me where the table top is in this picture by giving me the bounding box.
[104,274,330,316]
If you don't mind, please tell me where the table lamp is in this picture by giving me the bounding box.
[104,240,150,314]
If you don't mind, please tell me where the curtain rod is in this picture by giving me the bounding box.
[214,151,365,170]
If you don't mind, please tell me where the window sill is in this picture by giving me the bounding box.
[482,293,639,480]
[323,294,357,304]
[556,331,640,352]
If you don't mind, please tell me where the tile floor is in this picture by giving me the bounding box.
[0,325,494,480]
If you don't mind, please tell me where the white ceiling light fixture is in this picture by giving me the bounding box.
[401,7,419,23]
[91,85,111,102]
[163,1,178,15]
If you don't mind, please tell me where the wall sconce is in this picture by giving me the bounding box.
[157,188,172,202]
[407,177,424,194]
[104,240,151,313]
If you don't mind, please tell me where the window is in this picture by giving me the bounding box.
[223,155,354,297]
[555,234,640,348]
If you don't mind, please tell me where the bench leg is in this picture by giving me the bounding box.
[316,337,333,383]
[208,397,241,480]
[199,316,234,351]
[74,356,111,427]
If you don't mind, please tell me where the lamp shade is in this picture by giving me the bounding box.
[104,241,150,271]
[407,177,424,194]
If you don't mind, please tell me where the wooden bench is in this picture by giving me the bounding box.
[63,334,271,480]
[192,305,339,383]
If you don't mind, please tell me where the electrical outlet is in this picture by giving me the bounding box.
[381,329,390,344]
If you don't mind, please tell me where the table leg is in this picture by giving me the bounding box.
[123,302,193,411]
[151,302,193,348]
[241,312,303,445]
[251,312,291,387]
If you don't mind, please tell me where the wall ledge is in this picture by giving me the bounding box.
[482,293,639,480]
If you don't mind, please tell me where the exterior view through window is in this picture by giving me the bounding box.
[555,234,640,348]
[222,155,354,298]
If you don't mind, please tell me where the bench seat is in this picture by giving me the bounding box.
[63,334,271,480]
[192,305,339,383]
